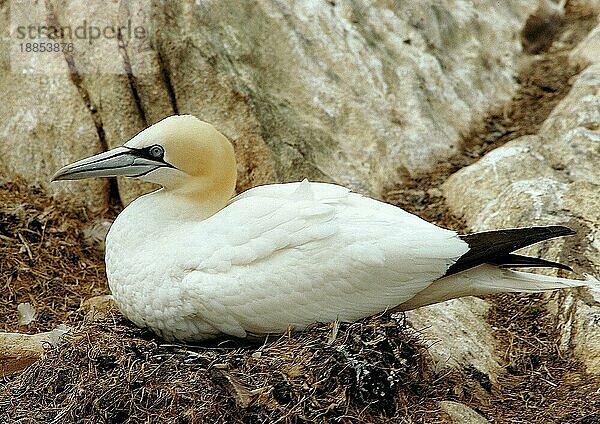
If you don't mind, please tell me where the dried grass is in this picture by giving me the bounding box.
[1,309,451,423]
[0,176,109,334]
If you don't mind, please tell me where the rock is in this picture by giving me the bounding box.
[17,302,37,326]
[443,62,600,373]
[0,326,70,376]
[83,219,113,252]
[439,400,490,424]
[1,0,537,206]
[81,295,118,322]
[548,287,600,373]
[570,21,600,67]
[405,297,501,384]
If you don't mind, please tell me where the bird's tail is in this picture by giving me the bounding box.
[465,265,600,294]
[397,264,599,311]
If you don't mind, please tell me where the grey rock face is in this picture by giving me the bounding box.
[0,0,535,208]
[443,42,600,373]
[439,400,491,424]
[405,297,502,382]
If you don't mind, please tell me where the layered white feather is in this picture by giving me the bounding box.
[106,180,468,340]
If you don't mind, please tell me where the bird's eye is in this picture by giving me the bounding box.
[148,145,164,158]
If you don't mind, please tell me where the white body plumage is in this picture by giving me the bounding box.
[106,180,469,341]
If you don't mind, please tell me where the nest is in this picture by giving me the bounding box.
[1,310,451,423]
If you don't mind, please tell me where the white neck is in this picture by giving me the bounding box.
[143,184,234,223]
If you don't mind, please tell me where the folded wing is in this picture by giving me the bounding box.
[181,181,468,337]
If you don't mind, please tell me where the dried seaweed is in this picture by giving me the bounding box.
[1,307,450,423]
[0,177,109,334]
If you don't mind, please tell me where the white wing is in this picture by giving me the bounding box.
[180,180,469,337]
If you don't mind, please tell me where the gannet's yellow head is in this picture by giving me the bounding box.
[52,115,237,199]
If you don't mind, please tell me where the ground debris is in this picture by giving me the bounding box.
[0,306,454,423]
[0,177,110,334]
[483,293,600,423]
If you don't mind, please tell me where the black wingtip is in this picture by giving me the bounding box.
[445,225,576,277]
[540,225,576,237]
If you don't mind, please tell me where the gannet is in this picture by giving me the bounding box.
[52,115,598,341]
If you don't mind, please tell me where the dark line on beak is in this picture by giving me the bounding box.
[129,166,165,178]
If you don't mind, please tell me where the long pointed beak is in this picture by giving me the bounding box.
[52,147,167,181]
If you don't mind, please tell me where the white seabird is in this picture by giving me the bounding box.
[52,115,598,341]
